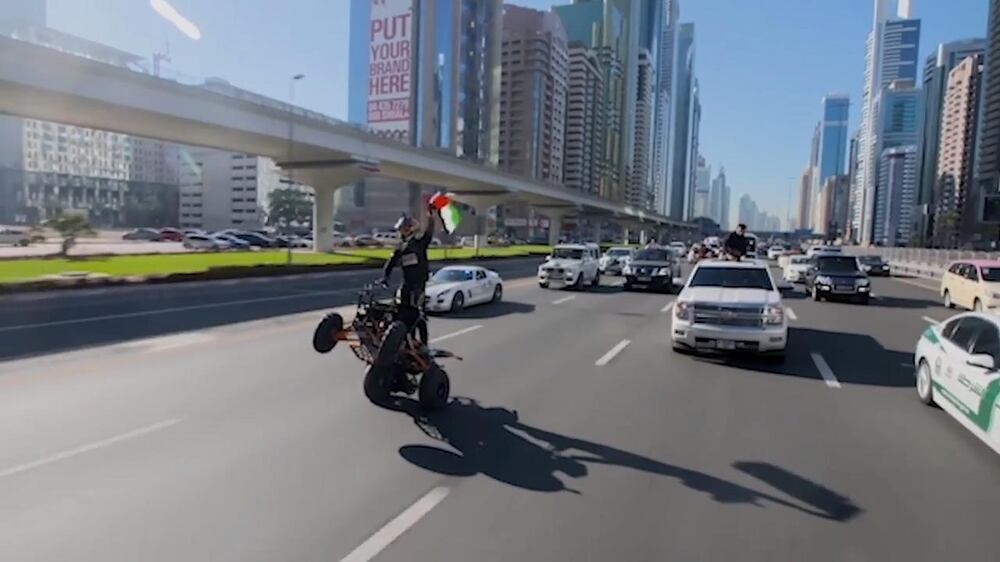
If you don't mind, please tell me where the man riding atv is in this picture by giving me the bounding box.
[381,202,439,345]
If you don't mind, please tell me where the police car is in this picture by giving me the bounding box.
[915,312,1000,455]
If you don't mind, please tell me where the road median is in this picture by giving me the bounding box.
[0,247,550,295]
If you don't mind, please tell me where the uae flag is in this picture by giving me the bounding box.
[429,192,462,234]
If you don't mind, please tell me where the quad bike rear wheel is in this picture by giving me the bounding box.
[363,321,407,404]
[312,312,344,353]
[419,363,450,410]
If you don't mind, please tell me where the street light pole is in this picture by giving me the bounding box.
[286,73,305,265]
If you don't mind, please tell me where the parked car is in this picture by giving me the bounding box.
[0,228,31,246]
[213,234,251,249]
[182,228,206,236]
[804,255,871,304]
[424,266,503,313]
[288,236,311,248]
[914,312,1000,455]
[122,228,160,241]
[352,234,381,247]
[858,255,891,277]
[374,231,401,246]
[941,260,1000,312]
[599,247,634,275]
[232,231,275,248]
[158,228,184,242]
[671,259,788,360]
[623,247,680,292]
[183,234,224,250]
[538,243,601,289]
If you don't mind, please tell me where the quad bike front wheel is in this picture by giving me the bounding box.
[419,363,450,410]
[312,312,343,354]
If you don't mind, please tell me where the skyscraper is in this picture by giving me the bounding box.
[564,43,606,196]
[555,0,627,202]
[498,5,568,182]
[935,54,985,246]
[816,95,850,223]
[652,0,679,217]
[667,22,695,220]
[873,146,919,245]
[629,48,656,208]
[854,0,921,244]
[738,193,758,230]
[686,78,702,219]
[973,0,1000,231]
[798,165,813,231]
[691,156,710,218]
[915,39,985,243]
[720,176,731,230]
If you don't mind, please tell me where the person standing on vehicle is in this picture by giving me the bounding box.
[724,223,750,261]
[382,202,439,335]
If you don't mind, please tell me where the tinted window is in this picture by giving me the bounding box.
[859,256,884,265]
[634,249,672,261]
[970,322,1000,363]
[432,269,472,282]
[475,270,486,280]
[608,249,632,257]
[949,263,963,274]
[966,266,981,281]
[815,256,861,273]
[552,248,584,259]
[982,267,1000,282]
[948,318,981,351]
[689,267,773,290]
[790,256,810,264]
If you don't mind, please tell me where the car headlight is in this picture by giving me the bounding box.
[675,301,692,320]
[623,265,633,275]
[857,278,870,286]
[656,267,671,276]
[765,305,784,325]
[815,275,832,285]
[862,265,871,271]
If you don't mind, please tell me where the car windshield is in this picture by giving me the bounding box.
[608,249,632,257]
[633,249,672,261]
[689,267,773,290]
[790,256,810,265]
[859,256,884,265]
[816,257,860,273]
[553,248,584,259]
[981,267,1000,282]
[432,269,473,283]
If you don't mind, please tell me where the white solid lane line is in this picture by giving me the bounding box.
[595,339,631,366]
[922,316,941,325]
[0,418,182,479]
[810,353,841,389]
[0,289,359,333]
[429,325,483,344]
[552,295,576,305]
[340,486,451,562]
[786,307,798,321]
[661,302,674,313]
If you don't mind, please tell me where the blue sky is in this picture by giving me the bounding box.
[45,0,990,226]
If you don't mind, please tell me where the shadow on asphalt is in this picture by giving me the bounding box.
[390,397,861,521]
[437,300,536,319]
[712,327,914,387]
[872,295,942,309]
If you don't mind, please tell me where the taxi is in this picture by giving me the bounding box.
[915,312,1000,455]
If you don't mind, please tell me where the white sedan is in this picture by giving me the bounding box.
[915,312,1000,455]
[424,266,503,313]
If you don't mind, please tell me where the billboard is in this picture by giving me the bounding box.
[368,0,413,141]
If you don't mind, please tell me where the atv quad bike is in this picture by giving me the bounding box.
[312,283,457,410]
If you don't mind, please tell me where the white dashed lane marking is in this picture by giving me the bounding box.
[340,486,451,562]
[786,307,798,321]
[595,339,631,366]
[429,325,483,344]
[810,353,841,389]
[552,295,576,305]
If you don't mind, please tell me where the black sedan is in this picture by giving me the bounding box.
[804,255,872,304]
[858,255,891,276]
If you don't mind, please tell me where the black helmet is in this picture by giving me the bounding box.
[394,215,418,239]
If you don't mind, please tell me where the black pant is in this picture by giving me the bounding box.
[398,282,425,333]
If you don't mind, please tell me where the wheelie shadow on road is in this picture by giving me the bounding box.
[717,327,914,387]
[440,301,536,320]
[391,397,861,521]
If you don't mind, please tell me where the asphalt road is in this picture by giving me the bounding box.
[1,263,999,561]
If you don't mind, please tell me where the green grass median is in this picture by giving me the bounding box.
[0,245,551,283]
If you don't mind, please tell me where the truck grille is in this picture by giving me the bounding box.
[692,304,765,327]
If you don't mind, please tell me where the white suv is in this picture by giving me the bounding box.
[671,260,788,360]
[538,243,601,289]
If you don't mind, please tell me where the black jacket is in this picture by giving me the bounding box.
[384,214,435,289]
[724,232,749,257]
